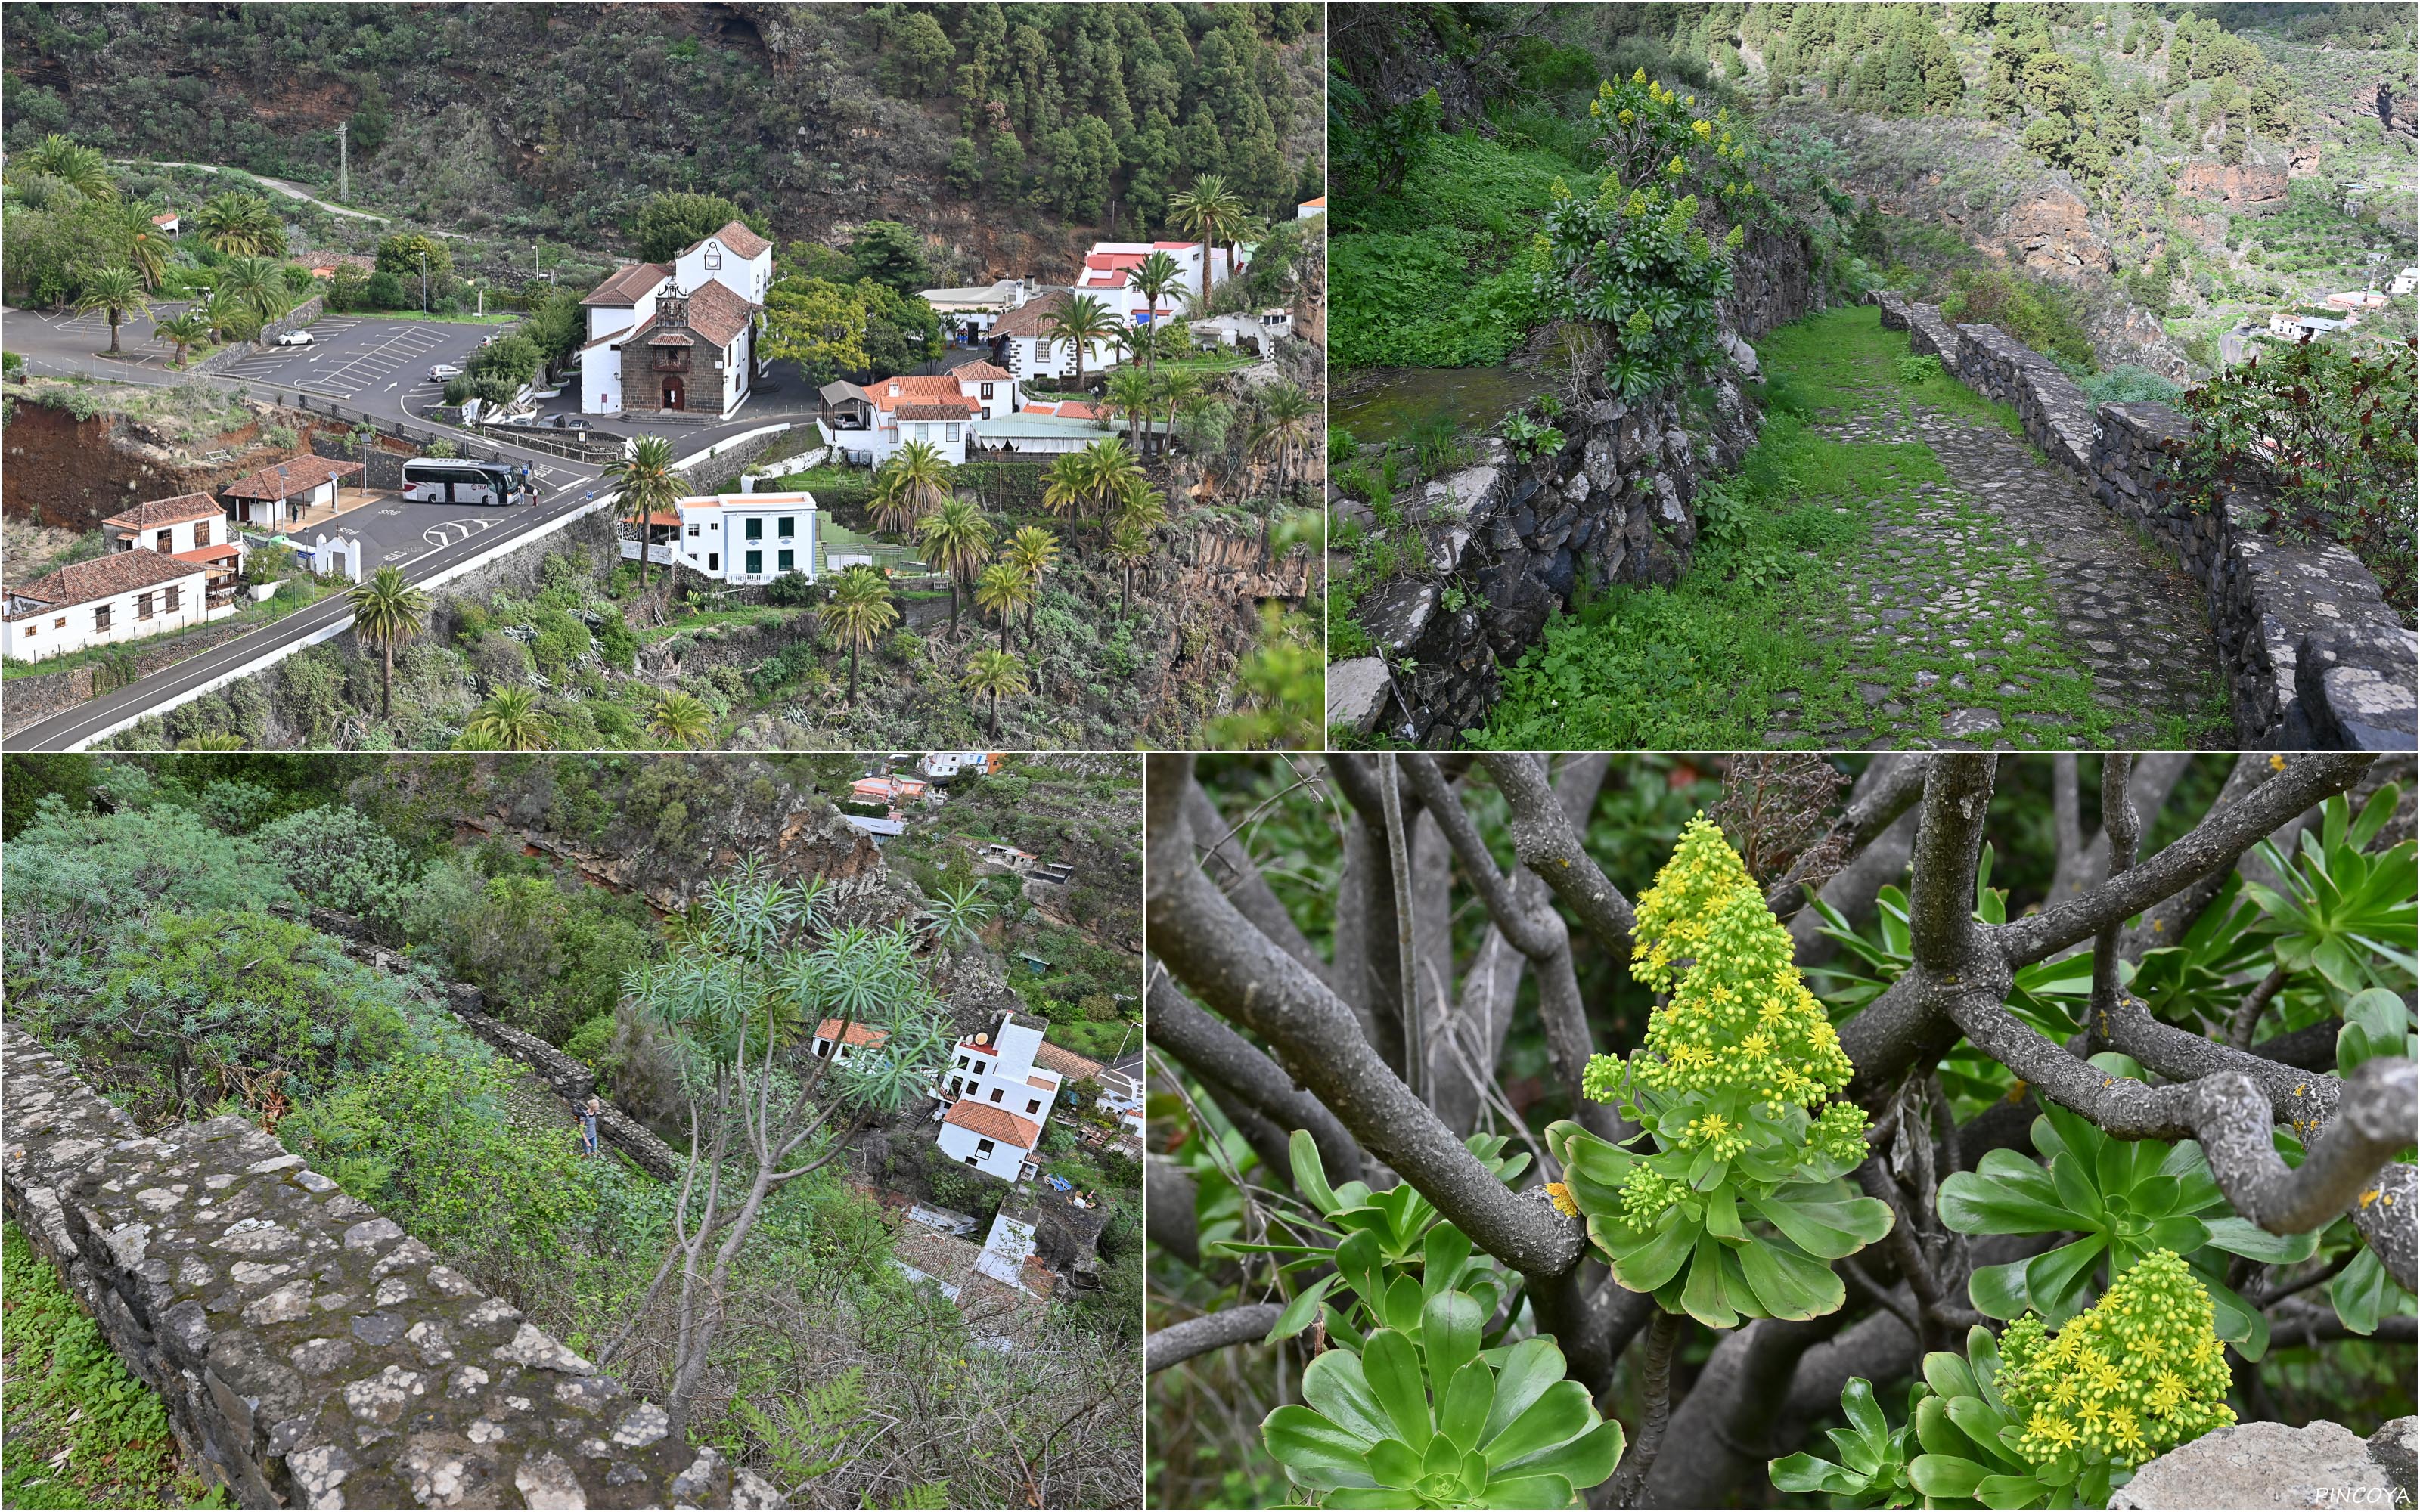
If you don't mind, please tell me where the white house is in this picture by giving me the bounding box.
[151,211,182,237]
[578,220,772,417]
[1077,240,1249,325]
[1191,308,1295,353]
[811,1017,891,1065]
[4,550,215,663]
[2392,267,2419,297]
[622,491,821,584]
[1298,196,1326,220]
[988,290,1122,382]
[919,751,1005,781]
[922,278,1041,344]
[935,1015,1063,1182]
[2267,311,2348,339]
[102,491,244,608]
[219,455,365,529]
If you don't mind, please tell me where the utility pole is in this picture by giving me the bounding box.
[336,122,349,203]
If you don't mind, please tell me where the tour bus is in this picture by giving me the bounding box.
[401,457,522,506]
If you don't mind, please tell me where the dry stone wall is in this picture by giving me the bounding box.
[1329,226,1820,744]
[1878,290,2415,749]
[1,1024,779,1510]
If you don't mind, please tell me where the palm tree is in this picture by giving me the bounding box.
[192,191,285,256]
[1125,249,1185,385]
[152,311,212,369]
[216,254,292,326]
[73,266,150,355]
[461,687,555,751]
[1079,437,1145,522]
[200,286,263,345]
[1171,174,1246,307]
[1106,367,1156,454]
[1257,380,1317,494]
[1105,516,1152,618]
[973,560,1032,652]
[873,440,953,536]
[110,200,172,289]
[348,565,430,720]
[824,564,898,708]
[647,691,715,748]
[1160,369,1203,454]
[1041,451,1095,526]
[1004,524,1060,640]
[1042,293,1120,388]
[22,135,115,200]
[960,649,1028,741]
[917,497,994,636]
[605,435,681,600]
[1115,474,1170,534]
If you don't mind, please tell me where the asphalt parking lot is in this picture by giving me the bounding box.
[8,301,199,370]
[295,494,523,573]
[216,315,494,404]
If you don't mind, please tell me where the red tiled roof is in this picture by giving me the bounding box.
[152,212,180,227]
[581,262,672,307]
[219,454,363,500]
[172,544,241,566]
[625,279,757,347]
[697,219,770,261]
[953,361,1014,383]
[646,332,697,347]
[895,403,972,421]
[815,1018,891,1049]
[104,492,222,531]
[1025,1074,1055,1090]
[1301,196,1327,209]
[944,1100,1041,1149]
[1033,1043,1104,1081]
[987,289,1073,341]
[9,550,205,612]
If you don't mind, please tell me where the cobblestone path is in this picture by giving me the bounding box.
[1763,379,2231,750]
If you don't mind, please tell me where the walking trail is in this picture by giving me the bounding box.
[1761,361,2230,750]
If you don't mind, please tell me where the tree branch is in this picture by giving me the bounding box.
[1479,752,1637,960]
[1604,1309,1683,1508]
[1146,969,1366,1187]
[1184,776,1333,990]
[1147,755,1585,1280]
[1144,1304,1285,1374]
[1993,755,2375,967]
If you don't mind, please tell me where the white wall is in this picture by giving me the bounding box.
[4,570,212,663]
[937,1120,1032,1182]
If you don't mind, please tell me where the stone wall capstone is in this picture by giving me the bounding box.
[1875,290,2415,749]
[1,1024,780,1510]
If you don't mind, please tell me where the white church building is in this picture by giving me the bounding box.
[578,220,774,420]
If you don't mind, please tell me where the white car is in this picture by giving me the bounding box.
[273,330,315,347]
[429,364,464,381]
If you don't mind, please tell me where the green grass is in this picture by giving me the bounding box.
[2,1223,230,1510]
[1757,303,2031,444]
[1333,131,1606,370]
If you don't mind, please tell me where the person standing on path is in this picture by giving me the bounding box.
[581,1095,601,1157]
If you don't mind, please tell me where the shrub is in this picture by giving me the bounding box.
[253,805,420,932]
[763,571,818,607]
[1940,267,2096,370]
[2077,364,2183,406]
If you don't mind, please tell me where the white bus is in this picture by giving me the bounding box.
[401,457,521,506]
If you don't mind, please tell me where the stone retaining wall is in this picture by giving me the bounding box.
[1330,227,1820,743]
[1,1024,777,1510]
[1875,289,2414,748]
[303,909,684,1182]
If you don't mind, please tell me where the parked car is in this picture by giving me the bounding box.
[273,330,315,347]
[429,364,464,381]
[545,414,592,430]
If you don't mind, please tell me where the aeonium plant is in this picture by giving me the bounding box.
[1547,816,1894,1328]
[1262,1288,1627,1508]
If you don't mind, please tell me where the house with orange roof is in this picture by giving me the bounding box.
[217,454,366,528]
[987,289,1124,383]
[576,219,772,417]
[4,550,216,662]
[101,491,244,608]
[936,1012,1063,1182]
[1298,196,1326,219]
[1079,240,1250,326]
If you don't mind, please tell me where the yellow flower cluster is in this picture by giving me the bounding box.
[1624,818,1854,1114]
[1996,1250,2236,1470]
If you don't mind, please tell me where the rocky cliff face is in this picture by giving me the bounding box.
[2177,160,2291,215]
[1987,181,2121,279]
[0,389,350,533]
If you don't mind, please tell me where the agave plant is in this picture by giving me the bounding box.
[1262,1290,1625,1508]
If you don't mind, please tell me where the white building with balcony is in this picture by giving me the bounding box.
[622,490,820,584]
[935,1015,1063,1182]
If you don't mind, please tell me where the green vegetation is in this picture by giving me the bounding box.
[2,1225,230,1510]
[3,754,1145,1504]
[1477,306,2119,750]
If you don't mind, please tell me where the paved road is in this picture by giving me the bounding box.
[4,479,611,752]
